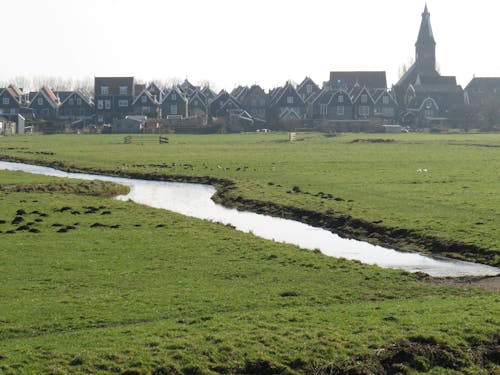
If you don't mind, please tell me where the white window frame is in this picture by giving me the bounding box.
[338,95,344,103]
[361,94,368,104]
[76,98,82,106]
[119,85,128,95]
[100,85,109,95]
[141,95,147,103]
[337,106,344,116]
[171,93,177,101]
[118,100,128,107]
[97,100,104,110]
[382,96,390,105]
[2,97,9,105]
[359,105,370,116]
[105,100,111,109]
[286,96,294,104]
[37,98,43,105]
[306,84,313,94]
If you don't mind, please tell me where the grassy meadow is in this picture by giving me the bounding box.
[0,132,499,373]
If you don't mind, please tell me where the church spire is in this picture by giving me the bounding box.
[415,4,437,73]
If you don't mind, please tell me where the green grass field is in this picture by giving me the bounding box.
[0,133,499,373]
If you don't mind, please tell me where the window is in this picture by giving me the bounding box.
[171,93,177,101]
[119,85,128,95]
[38,98,43,105]
[306,84,313,94]
[142,106,151,114]
[68,98,74,106]
[141,95,147,103]
[359,105,370,117]
[338,95,344,103]
[337,106,344,116]
[97,100,104,110]
[170,104,178,115]
[105,100,111,109]
[100,85,109,95]
[382,96,390,105]
[118,100,128,107]
[286,96,294,104]
[424,109,434,118]
[361,94,368,104]
[97,115,104,123]
[76,98,82,106]
[2,97,9,105]
[320,104,328,116]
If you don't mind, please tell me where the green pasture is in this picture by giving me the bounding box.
[0,132,498,257]
[0,172,498,373]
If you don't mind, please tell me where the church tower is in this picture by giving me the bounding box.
[415,4,437,74]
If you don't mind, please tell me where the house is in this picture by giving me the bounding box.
[237,85,268,121]
[94,77,135,124]
[188,90,208,118]
[268,81,305,125]
[0,85,24,119]
[373,89,398,120]
[145,82,164,102]
[161,86,188,118]
[351,86,375,120]
[201,86,217,103]
[209,90,241,118]
[132,89,160,117]
[58,91,94,122]
[393,5,463,126]
[464,77,500,106]
[311,88,353,120]
[28,85,60,121]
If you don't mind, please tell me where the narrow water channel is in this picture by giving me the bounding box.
[1,161,498,277]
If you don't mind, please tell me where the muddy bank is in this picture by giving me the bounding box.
[0,154,498,268]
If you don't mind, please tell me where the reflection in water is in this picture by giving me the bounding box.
[1,161,499,277]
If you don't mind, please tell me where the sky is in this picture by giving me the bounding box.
[2,0,499,91]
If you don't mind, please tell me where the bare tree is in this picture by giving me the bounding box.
[398,57,415,79]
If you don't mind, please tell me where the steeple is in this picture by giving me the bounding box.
[415,4,437,73]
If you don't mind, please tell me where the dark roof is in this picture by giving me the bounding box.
[330,71,387,89]
[416,5,435,46]
[417,75,456,85]
[55,91,73,102]
[94,77,135,95]
[465,77,500,92]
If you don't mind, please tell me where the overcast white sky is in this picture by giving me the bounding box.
[2,0,498,90]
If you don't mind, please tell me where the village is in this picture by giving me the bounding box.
[1,5,499,136]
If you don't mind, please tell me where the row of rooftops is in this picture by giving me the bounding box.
[2,74,500,112]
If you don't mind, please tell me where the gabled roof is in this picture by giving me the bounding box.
[297,77,321,104]
[161,86,187,104]
[271,81,304,106]
[189,90,207,106]
[330,71,387,89]
[179,79,197,95]
[94,77,135,95]
[374,89,398,105]
[0,86,22,105]
[351,86,375,103]
[29,86,60,109]
[132,89,159,106]
[201,86,216,100]
[418,96,439,111]
[279,107,302,120]
[60,90,93,107]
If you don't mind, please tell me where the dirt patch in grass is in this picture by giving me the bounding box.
[0,181,129,197]
[430,275,500,291]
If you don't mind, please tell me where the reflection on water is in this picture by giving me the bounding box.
[1,161,499,277]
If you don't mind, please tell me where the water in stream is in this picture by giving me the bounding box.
[1,161,498,277]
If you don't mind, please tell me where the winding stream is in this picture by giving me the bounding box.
[1,161,499,277]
